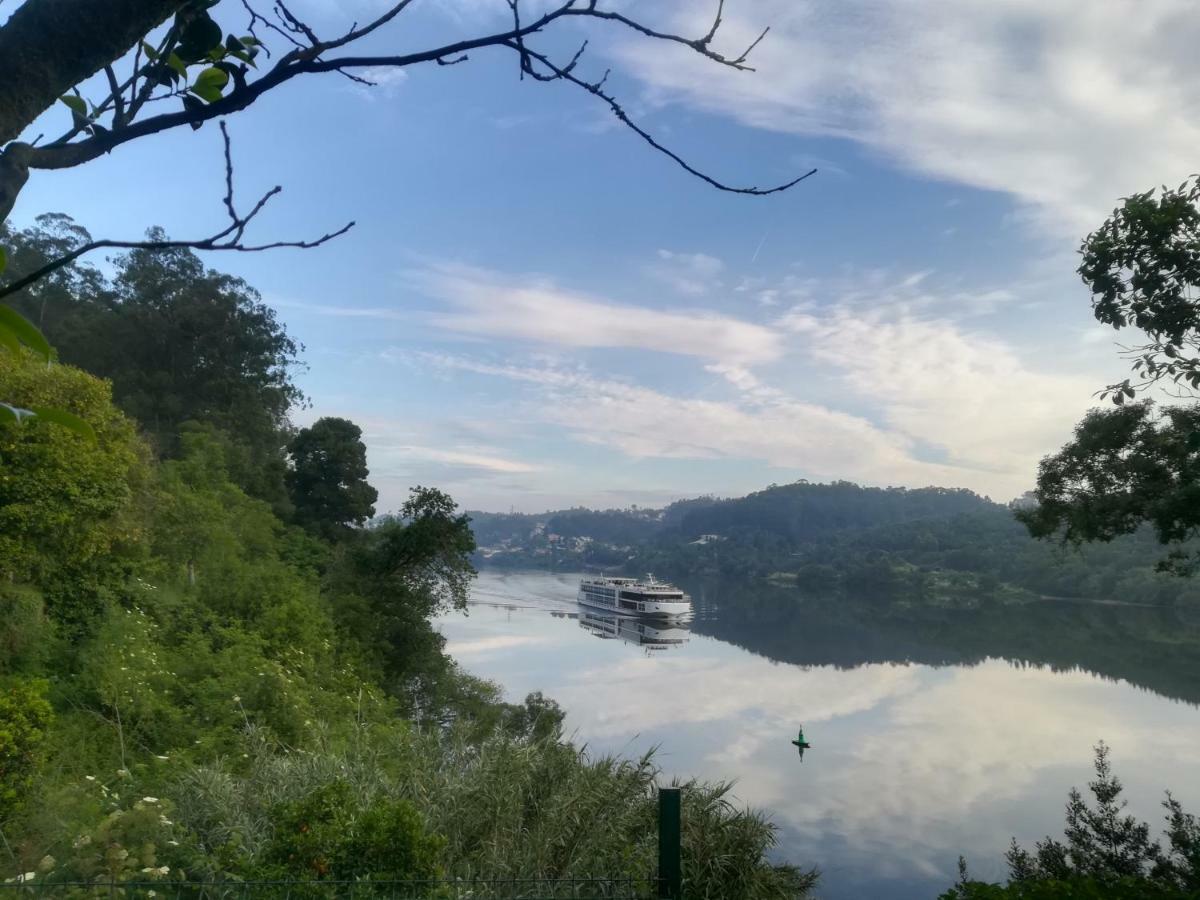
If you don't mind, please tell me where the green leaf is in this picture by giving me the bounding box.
[0,306,51,361]
[140,40,159,60]
[29,406,97,443]
[0,245,6,274]
[59,94,88,117]
[0,322,21,355]
[190,66,229,103]
[166,52,188,80]
[177,13,224,62]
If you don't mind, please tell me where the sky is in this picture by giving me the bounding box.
[11,0,1200,512]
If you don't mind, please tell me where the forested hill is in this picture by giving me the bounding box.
[472,481,1200,607]
[670,482,990,542]
[471,482,989,547]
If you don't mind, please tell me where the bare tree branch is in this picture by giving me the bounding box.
[0,0,814,289]
[0,122,353,302]
[12,1,810,198]
[511,41,815,195]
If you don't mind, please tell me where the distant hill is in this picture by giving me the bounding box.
[468,480,1200,608]
[673,481,991,542]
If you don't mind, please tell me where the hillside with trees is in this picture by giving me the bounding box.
[0,229,810,895]
[473,482,1200,608]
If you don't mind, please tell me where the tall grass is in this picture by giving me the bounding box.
[172,725,817,898]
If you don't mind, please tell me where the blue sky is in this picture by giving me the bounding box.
[11,0,1195,512]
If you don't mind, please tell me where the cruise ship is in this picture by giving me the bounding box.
[577,575,692,617]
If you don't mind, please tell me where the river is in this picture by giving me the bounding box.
[435,569,1200,899]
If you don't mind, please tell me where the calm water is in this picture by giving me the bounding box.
[436,570,1200,899]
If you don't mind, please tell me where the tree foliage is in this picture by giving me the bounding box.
[287,417,378,541]
[1025,177,1200,571]
[0,349,148,627]
[1018,403,1200,574]
[2,215,303,507]
[0,678,52,823]
[946,744,1200,899]
[1080,177,1200,403]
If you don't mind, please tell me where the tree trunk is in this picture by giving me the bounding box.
[0,0,185,146]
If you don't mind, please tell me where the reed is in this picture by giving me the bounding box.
[171,724,817,898]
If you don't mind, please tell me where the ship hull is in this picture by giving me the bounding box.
[576,590,692,618]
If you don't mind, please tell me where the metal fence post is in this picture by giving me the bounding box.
[657,787,681,899]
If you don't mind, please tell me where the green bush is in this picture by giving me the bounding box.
[0,678,52,821]
[264,781,444,880]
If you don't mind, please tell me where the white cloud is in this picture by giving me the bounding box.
[615,0,1200,234]
[411,262,782,364]
[413,256,1107,500]
[780,302,1099,479]
[352,66,409,99]
[417,351,984,490]
[649,249,726,295]
[390,446,541,474]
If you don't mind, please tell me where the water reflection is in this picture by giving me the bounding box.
[681,577,1200,705]
[577,610,691,652]
[441,570,1200,899]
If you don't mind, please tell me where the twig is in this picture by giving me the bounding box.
[512,42,814,195]
[0,123,353,301]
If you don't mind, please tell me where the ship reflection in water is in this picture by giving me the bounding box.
[577,609,691,651]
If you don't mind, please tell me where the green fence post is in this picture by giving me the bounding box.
[657,787,681,900]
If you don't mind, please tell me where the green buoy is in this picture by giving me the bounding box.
[791,726,811,753]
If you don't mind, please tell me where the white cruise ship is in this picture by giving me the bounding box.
[577,575,691,618]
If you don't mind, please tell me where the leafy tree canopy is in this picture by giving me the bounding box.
[1,215,303,508]
[0,349,149,627]
[1025,179,1200,572]
[286,417,378,541]
[1019,403,1200,574]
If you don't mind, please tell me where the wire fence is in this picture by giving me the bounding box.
[0,877,659,900]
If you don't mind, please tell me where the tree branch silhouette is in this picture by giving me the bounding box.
[0,122,353,301]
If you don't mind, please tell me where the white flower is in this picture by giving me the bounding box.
[72,835,92,849]
[142,796,159,803]
[84,775,96,782]
[154,755,169,761]
[16,872,36,883]
[232,695,241,703]
[166,840,179,847]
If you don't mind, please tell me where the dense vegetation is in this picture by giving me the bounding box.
[0,221,811,896]
[941,744,1200,899]
[473,482,1200,608]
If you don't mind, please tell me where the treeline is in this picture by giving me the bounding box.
[476,481,1200,607]
[0,215,810,896]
